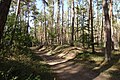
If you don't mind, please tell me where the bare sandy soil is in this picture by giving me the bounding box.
[34,46,120,80]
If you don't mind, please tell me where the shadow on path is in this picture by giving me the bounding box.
[34,47,120,80]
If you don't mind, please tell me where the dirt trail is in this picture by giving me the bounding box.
[34,46,118,80]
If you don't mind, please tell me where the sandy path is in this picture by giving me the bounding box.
[34,48,117,80]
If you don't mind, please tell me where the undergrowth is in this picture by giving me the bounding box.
[0,47,55,80]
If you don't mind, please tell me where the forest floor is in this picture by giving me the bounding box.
[33,45,120,80]
[0,47,55,80]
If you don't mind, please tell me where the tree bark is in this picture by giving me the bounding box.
[103,0,112,61]
[67,6,70,44]
[76,4,79,41]
[57,0,60,44]
[90,0,95,53]
[0,0,12,41]
[44,3,47,45]
[51,0,54,44]
[88,1,91,48]
[61,0,64,45]
[70,0,75,46]
[109,0,114,50]
[27,1,29,33]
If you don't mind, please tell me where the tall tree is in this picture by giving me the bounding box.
[57,0,60,44]
[0,0,12,41]
[51,0,54,44]
[109,0,112,34]
[43,0,47,45]
[109,0,114,49]
[100,0,104,46]
[90,0,95,53]
[31,2,39,39]
[68,0,72,44]
[61,0,64,45]
[70,0,75,46]
[76,4,79,41]
[103,0,112,61]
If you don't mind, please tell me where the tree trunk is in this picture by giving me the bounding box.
[88,1,91,48]
[109,0,114,50]
[27,1,29,33]
[96,0,99,46]
[69,5,72,44]
[70,0,75,46]
[76,4,79,42]
[103,0,112,61]
[82,11,85,47]
[44,3,47,45]
[90,0,95,53]
[57,0,60,44]
[0,0,12,41]
[101,13,104,46]
[61,0,64,45]
[51,0,54,45]
[34,22,37,39]
[67,6,70,44]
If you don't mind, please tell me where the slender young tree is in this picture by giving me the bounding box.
[26,0,29,33]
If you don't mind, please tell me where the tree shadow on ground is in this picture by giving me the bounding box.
[60,49,120,80]
[88,53,120,80]
[31,46,120,80]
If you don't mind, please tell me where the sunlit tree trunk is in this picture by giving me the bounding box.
[57,0,60,44]
[61,0,64,45]
[96,0,99,46]
[51,0,54,45]
[109,0,112,35]
[0,0,12,41]
[69,4,72,44]
[109,0,114,50]
[76,4,79,42]
[44,3,47,45]
[103,0,112,61]
[67,6,70,44]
